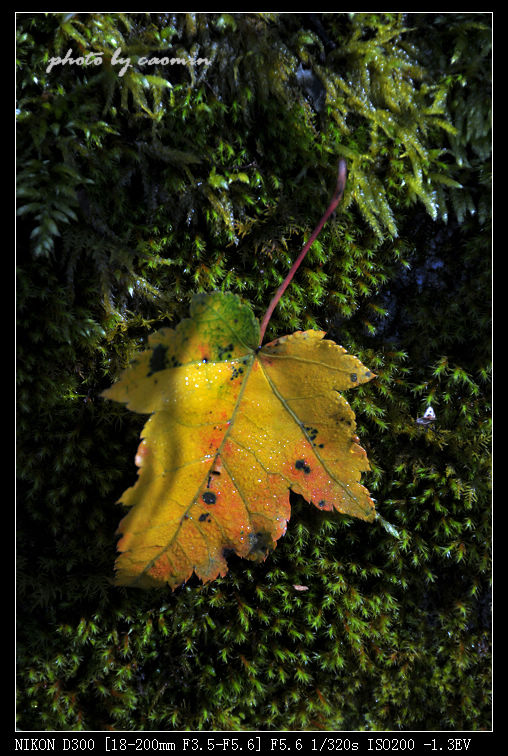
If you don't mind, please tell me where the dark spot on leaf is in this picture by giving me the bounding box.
[202,491,216,505]
[350,373,357,382]
[230,365,244,380]
[295,459,311,474]
[148,344,169,376]
[199,512,211,522]
[207,471,221,488]
[248,530,272,558]
[318,500,326,508]
[365,371,372,378]
[217,342,235,360]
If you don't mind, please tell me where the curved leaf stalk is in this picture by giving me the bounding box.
[258,159,347,345]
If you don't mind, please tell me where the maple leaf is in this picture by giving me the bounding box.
[102,291,376,589]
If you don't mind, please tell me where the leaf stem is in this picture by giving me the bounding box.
[258,159,348,346]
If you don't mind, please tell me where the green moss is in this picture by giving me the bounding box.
[17,12,490,730]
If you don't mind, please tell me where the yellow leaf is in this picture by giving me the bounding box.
[102,292,376,589]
